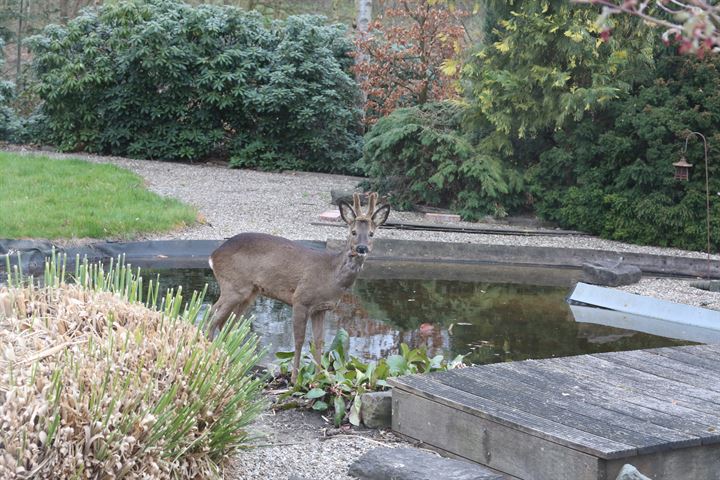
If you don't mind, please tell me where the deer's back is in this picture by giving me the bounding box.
[210,233,335,300]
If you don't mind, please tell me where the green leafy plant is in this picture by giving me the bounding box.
[360,101,520,219]
[0,38,19,141]
[0,252,266,478]
[529,45,720,252]
[26,0,362,173]
[275,328,465,427]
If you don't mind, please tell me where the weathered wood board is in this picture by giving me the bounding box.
[389,344,720,480]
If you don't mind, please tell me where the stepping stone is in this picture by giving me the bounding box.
[319,210,342,222]
[582,260,642,286]
[360,391,392,429]
[349,447,505,480]
[425,212,461,223]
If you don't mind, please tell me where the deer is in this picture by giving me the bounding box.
[207,192,390,383]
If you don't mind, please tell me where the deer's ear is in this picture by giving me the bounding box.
[372,204,390,226]
[339,201,357,224]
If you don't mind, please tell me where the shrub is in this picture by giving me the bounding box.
[26,0,362,173]
[0,255,266,478]
[0,39,19,141]
[360,101,521,219]
[530,47,720,251]
[352,0,467,124]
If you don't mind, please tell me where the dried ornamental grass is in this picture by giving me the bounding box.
[0,254,267,479]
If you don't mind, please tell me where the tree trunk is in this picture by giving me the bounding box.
[356,0,372,34]
[355,0,373,127]
[59,0,69,23]
[15,0,23,88]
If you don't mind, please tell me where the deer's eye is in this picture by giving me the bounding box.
[369,232,374,237]
[352,230,357,235]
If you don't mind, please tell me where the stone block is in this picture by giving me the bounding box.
[319,210,342,222]
[360,391,392,429]
[582,260,642,287]
[615,464,653,480]
[348,447,504,480]
[425,212,461,223]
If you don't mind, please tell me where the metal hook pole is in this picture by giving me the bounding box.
[683,131,711,278]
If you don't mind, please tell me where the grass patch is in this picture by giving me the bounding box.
[0,152,197,239]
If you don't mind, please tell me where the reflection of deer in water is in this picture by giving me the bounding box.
[207,192,390,383]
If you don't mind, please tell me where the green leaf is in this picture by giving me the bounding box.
[275,351,294,359]
[333,395,346,427]
[312,400,329,411]
[348,395,362,426]
[305,388,327,400]
[386,355,407,375]
[329,328,350,361]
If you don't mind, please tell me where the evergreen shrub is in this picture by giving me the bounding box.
[530,49,720,251]
[26,0,362,172]
[0,39,19,140]
[360,102,520,219]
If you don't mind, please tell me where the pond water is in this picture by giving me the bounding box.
[144,266,693,365]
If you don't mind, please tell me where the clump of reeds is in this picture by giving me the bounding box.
[0,253,266,479]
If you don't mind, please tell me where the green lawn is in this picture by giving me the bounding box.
[0,152,198,239]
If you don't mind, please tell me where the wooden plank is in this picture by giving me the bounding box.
[604,442,720,480]
[390,374,635,459]
[677,344,720,362]
[592,350,720,393]
[551,355,720,415]
[392,386,604,480]
[647,347,720,373]
[496,360,720,445]
[439,368,699,454]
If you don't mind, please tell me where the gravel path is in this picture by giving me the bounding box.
[6,147,720,261]
[5,147,720,480]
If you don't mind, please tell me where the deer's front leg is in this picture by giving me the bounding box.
[310,310,325,366]
[291,304,309,384]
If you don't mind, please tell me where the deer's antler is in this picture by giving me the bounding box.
[366,192,378,215]
[352,192,362,215]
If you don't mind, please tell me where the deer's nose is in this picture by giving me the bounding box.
[356,245,369,255]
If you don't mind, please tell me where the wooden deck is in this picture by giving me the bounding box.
[388,344,720,480]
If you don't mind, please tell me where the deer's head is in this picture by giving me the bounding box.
[339,192,390,257]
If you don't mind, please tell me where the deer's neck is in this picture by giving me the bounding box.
[333,249,365,289]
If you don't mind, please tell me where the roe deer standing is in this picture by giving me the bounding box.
[208,192,390,383]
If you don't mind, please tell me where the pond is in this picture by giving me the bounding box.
[144,265,693,365]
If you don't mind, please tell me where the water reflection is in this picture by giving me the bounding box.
[148,268,693,365]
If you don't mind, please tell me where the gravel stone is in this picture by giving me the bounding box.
[5,147,720,262]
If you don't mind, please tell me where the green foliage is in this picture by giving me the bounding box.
[0,152,197,239]
[464,1,653,140]
[360,101,522,219]
[530,47,720,251]
[0,39,19,140]
[276,328,465,427]
[2,253,267,478]
[456,1,655,216]
[26,0,362,172]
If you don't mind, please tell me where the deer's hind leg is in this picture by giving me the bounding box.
[208,287,257,338]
